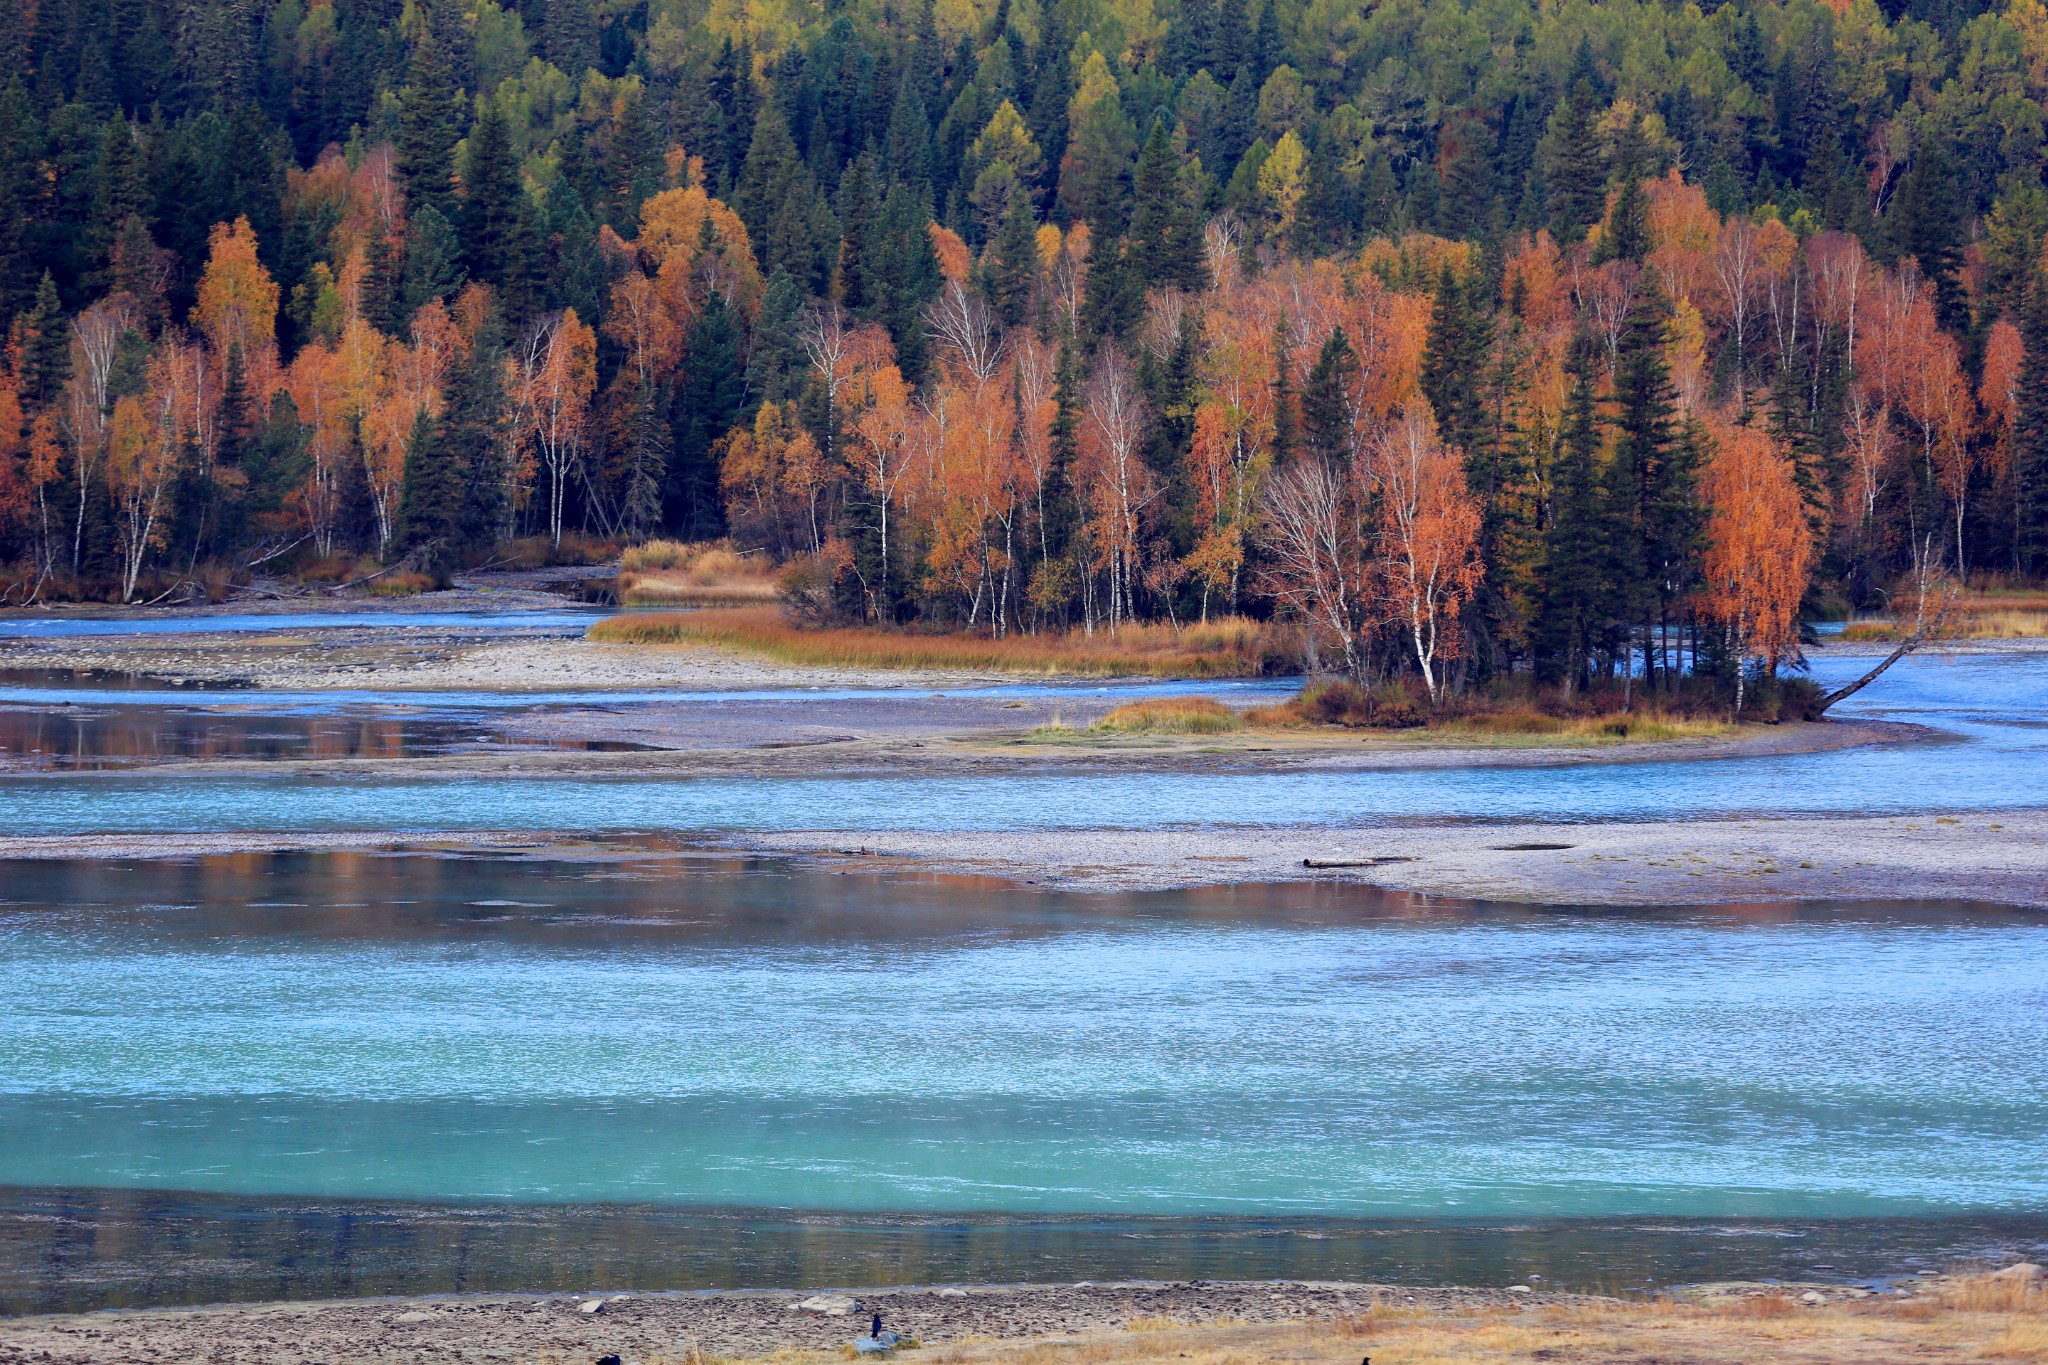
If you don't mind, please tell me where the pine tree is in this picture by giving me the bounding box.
[402,315,509,581]
[401,205,467,316]
[986,188,1039,325]
[669,289,743,536]
[395,27,463,220]
[1596,174,1650,263]
[1128,120,1207,291]
[1300,327,1358,464]
[19,273,72,412]
[1887,143,1966,331]
[461,101,534,314]
[1535,339,1612,691]
[1605,285,1695,690]
[2015,281,2048,575]
[1541,79,1607,245]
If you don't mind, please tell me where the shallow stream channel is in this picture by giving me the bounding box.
[0,612,2043,1307]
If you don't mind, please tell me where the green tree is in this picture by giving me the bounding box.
[1540,79,1607,245]
[460,100,535,313]
[1129,120,1207,289]
[19,273,73,412]
[395,24,465,220]
[2015,281,2048,575]
[1535,339,1613,691]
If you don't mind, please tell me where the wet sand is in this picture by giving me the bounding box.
[744,809,2048,907]
[0,806,2039,907]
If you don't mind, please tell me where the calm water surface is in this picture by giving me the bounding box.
[3,858,2043,1203]
[0,650,2037,827]
[3,647,2043,1304]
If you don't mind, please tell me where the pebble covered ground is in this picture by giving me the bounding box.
[0,1280,1586,1365]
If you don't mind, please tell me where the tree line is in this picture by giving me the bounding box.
[3,0,2047,699]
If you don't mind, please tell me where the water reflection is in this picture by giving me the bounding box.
[0,705,666,767]
[4,1186,2043,1313]
[0,609,607,638]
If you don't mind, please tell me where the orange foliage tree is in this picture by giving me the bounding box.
[1699,421,1815,711]
[1373,406,1482,700]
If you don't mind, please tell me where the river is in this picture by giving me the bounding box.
[0,626,2042,1306]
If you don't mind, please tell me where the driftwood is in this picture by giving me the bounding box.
[1817,541,1959,716]
[1302,856,1417,868]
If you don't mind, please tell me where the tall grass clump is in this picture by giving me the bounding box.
[1091,697,1245,734]
[615,541,782,606]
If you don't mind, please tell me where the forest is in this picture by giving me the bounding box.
[3,0,2048,700]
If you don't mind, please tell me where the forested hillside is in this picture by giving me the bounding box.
[3,0,2046,693]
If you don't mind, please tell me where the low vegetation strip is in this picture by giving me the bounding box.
[587,609,1283,677]
[616,541,784,607]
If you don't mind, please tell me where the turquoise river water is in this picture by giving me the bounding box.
[0,635,2043,1306]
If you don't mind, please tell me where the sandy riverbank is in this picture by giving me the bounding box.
[0,1273,2038,1365]
[0,807,2039,908]
[744,810,2048,907]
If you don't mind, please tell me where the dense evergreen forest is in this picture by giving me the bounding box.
[4,0,2048,695]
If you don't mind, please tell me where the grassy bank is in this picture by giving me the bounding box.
[882,1274,2045,1365]
[588,608,1284,677]
[1029,685,1736,745]
[1841,586,2048,641]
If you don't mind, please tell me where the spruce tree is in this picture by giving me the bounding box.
[986,189,1040,325]
[402,315,509,580]
[1541,79,1607,245]
[20,274,72,412]
[2015,281,2048,575]
[1129,120,1207,291]
[1887,144,1967,331]
[1605,285,1694,690]
[538,0,599,77]
[1596,174,1649,263]
[1300,327,1358,464]
[668,290,743,537]
[835,151,883,313]
[1419,266,1493,460]
[395,26,463,220]
[1535,339,1611,692]
[736,103,807,248]
[460,101,534,314]
[401,205,468,316]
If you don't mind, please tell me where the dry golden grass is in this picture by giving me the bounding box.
[1437,707,1734,743]
[588,608,1276,677]
[617,540,783,606]
[1840,586,2048,641]
[1091,697,1246,734]
[709,1274,2048,1365]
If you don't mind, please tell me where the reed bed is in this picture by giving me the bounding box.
[588,608,1277,677]
[1840,586,2048,641]
[616,541,783,607]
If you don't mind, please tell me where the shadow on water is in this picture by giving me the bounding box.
[3,1186,2045,1313]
